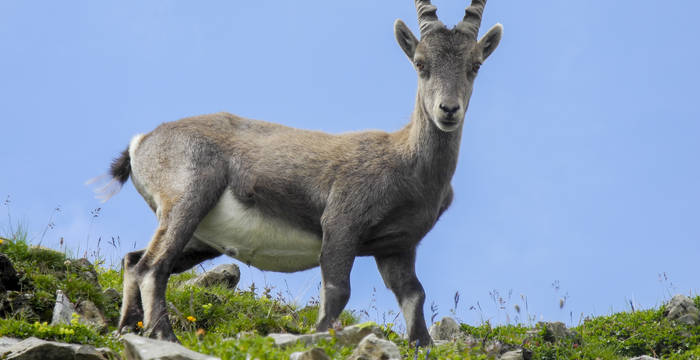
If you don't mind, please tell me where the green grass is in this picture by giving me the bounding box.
[2,226,700,359]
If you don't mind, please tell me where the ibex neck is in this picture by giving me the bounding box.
[401,95,462,184]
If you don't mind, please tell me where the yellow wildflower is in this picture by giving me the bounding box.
[186,316,196,323]
[137,321,144,328]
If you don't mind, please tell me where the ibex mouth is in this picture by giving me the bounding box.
[436,118,461,132]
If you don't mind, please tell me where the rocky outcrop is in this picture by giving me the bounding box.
[77,300,109,330]
[268,322,384,348]
[51,290,76,326]
[347,334,401,360]
[500,349,525,360]
[122,334,219,360]
[664,295,700,326]
[0,253,21,291]
[70,258,102,290]
[289,348,331,360]
[183,264,240,289]
[628,356,659,360]
[429,317,462,341]
[0,336,117,360]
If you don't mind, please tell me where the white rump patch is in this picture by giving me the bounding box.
[194,191,322,272]
[128,133,145,160]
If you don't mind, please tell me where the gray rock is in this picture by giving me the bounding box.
[51,290,76,326]
[289,348,330,360]
[77,300,108,330]
[103,288,121,304]
[348,334,401,360]
[628,356,659,360]
[428,317,462,341]
[183,264,240,289]
[268,322,384,348]
[0,337,21,356]
[500,349,524,360]
[535,322,578,343]
[1,291,38,321]
[484,340,504,357]
[1,337,110,360]
[122,333,219,360]
[664,295,700,326]
[0,253,20,291]
[72,258,102,290]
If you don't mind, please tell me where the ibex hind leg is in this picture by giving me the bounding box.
[127,183,226,342]
[118,240,221,334]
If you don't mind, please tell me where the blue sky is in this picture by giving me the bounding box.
[1,1,699,329]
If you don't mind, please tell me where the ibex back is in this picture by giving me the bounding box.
[107,0,502,345]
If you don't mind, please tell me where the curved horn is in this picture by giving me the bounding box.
[415,0,444,36]
[456,0,487,38]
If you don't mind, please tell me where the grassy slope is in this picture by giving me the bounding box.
[1,231,699,359]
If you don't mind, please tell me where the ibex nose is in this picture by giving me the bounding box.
[439,103,460,115]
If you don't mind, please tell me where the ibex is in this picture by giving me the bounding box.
[106,0,501,345]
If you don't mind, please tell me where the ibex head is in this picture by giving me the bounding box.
[396,0,502,132]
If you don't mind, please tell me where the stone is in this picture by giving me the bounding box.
[71,258,102,289]
[103,288,121,304]
[183,264,240,289]
[268,322,384,348]
[500,349,524,360]
[664,295,700,326]
[484,340,504,357]
[0,253,21,291]
[289,348,330,360]
[0,337,21,355]
[347,334,401,360]
[1,291,38,322]
[122,334,219,360]
[0,337,110,360]
[428,317,462,341]
[535,322,578,343]
[77,300,108,330]
[629,356,659,360]
[51,290,76,326]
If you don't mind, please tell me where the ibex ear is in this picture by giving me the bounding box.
[478,23,503,60]
[394,19,419,60]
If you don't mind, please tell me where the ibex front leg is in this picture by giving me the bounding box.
[375,248,432,346]
[316,226,357,331]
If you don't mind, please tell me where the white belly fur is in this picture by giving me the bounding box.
[193,191,322,272]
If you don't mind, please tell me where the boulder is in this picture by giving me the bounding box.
[500,349,525,360]
[77,300,108,330]
[103,288,121,305]
[0,337,21,355]
[183,264,240,289]
[534,322,579,343]
[0,253,20,291]
[51,290,76,326]
[1,291,38,322]
[628,356,659,360]
[664,295,700,326]
[0,336,114,360]
[347,334,401,360]
[268,322,384,348]
[289,348,330,360]
[428,317,462,341]
[122,333,219,360]
[71,258,102,290]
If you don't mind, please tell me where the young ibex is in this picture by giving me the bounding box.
[107,0,501,345]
